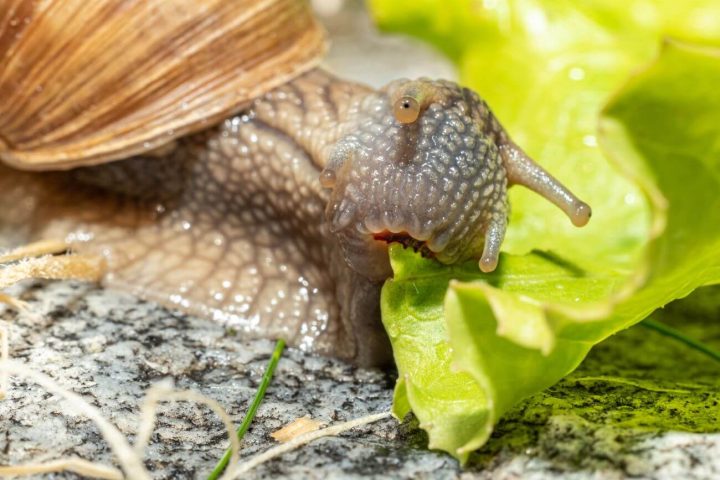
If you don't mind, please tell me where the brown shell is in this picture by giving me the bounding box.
[0,0,326,170]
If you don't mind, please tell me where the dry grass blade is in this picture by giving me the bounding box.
[0,292,29,310]
[0,359,150,479]
[0,457,122,479]
[228,411,392,477]
[0,242,240,477]
[0,321,8,399]
[134,380,241,467]
[0,240,70,264]
[0,359,245,479]
[0,255,104,289]
[0,243,103,396]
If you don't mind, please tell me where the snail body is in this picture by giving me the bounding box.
[0,1,590,365]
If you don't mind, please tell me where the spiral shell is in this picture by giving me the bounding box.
[0,0,325,170]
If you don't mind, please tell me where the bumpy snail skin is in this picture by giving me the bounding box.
[0,70,391,366]
[0,70,590,365]
[321,78,590,277]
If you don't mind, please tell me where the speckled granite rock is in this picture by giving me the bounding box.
[0,281,402,479]
[3,1,720,479]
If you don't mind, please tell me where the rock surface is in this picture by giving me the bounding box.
[2,280,720,479]
[3,1,720,479]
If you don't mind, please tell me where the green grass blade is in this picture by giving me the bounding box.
[206,339,285,480]
[642,319,720,364]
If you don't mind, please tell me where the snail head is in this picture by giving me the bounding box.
[320,78,591,282]
[319,78,510,281]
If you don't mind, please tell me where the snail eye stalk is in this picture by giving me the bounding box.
[393,96,420,124]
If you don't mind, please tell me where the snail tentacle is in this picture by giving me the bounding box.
[499,142,592,227]
[479,214,507,273]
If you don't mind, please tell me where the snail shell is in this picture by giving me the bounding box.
[0,0,325,170]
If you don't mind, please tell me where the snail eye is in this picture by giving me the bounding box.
[393,96,420,124]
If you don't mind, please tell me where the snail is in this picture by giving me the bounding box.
[0,0,591,366]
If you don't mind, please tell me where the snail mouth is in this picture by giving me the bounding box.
[372,230,436,258]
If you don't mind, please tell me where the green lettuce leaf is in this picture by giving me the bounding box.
[372,0,720,462]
